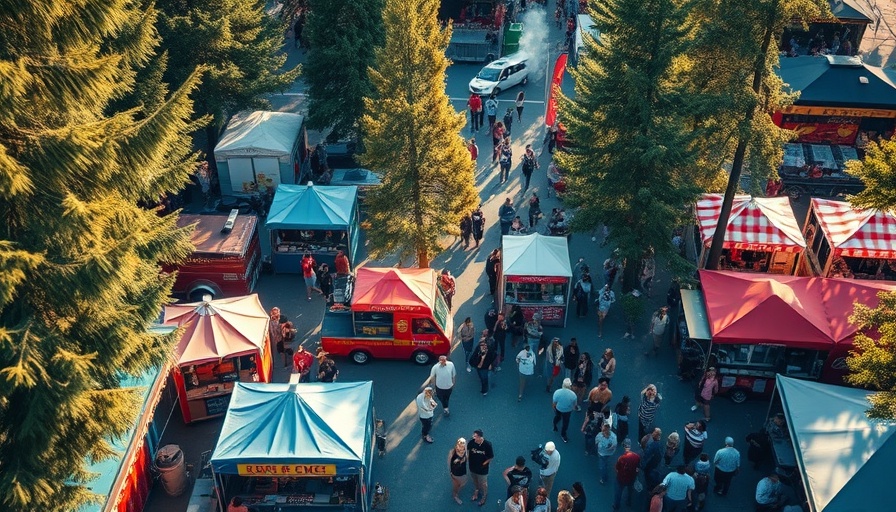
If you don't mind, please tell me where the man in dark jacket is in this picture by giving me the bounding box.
[469,339,498,396]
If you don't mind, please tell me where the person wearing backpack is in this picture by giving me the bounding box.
[521,144,539,194]
[581,410,603,456]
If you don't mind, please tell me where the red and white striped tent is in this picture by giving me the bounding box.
[810,198,896,259]
[696,194,806,253]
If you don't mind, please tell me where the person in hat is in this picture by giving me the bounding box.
[415,387,437,443]
[713,436,740,496]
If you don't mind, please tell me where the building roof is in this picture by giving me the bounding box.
[777,55,896,109]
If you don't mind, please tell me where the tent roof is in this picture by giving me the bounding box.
[214,111,304,158]
[178,214,258,257]
[698,271,896,348]
[211,380,373,474]
[696,194,806,252]
[163,294,269,366]
[351,267,437,311]
[501,233,573,277]
[810,198,896,259]
[776,375,896,512]
[265,184,358,230]
[777,56,896,109]
[829,0,873,22]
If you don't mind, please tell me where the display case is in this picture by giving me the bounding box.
[503,281,567,305]
[180,355,258,422]
[226,474,359,510]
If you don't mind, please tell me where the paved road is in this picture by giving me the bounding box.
[145,4,787,512]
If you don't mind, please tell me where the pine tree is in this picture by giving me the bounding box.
[846,292,896,420]
[0,2,198,510]
[156,0,301,164]
[359,0,478,267]
[845,138,896,210]
[304,0,384,140]
[556,0,711,283]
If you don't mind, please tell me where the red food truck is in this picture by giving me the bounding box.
[170,213,262,300]
[320,267,454,365]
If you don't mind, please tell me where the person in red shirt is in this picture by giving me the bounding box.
[440,269,457,310]
[227,497,249,512]
[301,253,322,300]
[468,138,479,161]
[293,345,315,383]
[334,249,351,275]
[467,93,483,132]
[613,438,641,510]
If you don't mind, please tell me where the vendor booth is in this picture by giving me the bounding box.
[214,111,310,195]
[499,233,572,327]
[684,270,896,403]
[695,194,806,274]
[163,294,273,424]
[800,198,896,279]
[210,378,375,511]
[771,375,894,512]
[266,184,360,273]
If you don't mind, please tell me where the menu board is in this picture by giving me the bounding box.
[205,395,231,416]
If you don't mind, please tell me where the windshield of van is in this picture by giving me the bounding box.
[477,68,501,81]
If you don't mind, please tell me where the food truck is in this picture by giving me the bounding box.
[498,233,573,327]
[211,378,374,512]
[320,267,453,365]
[679,270,896,403]
[163,294,273,423]
[169,213,262,301]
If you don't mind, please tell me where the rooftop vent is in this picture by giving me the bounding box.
[825,55,864,68]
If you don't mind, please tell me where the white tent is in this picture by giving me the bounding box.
[214,111,306,194]
[502,233,572,277]
[775,375,896,512]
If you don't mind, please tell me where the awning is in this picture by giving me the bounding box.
[696,194,806,253]
[351,267,438,313]
[501,233,573,278]
[776,375,895,512]
[810,198,896,259]
[266,184,358,231]
[680,289,711,341]
[214,111,304,158]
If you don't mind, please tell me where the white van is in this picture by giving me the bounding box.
[468,52,530,96]
[575,14,600,64]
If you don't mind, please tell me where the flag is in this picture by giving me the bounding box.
[545,53,568,128]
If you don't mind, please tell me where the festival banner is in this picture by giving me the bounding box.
[545,53,568,128]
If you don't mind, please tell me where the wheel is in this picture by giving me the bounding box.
[493,87,501,95]
[729,388,748,404]
[412,350,431,365]
[351,350,370,364]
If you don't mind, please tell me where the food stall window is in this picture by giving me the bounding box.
[413,318,438,334]
[717,344,783,367]
[354,312,393,336]
[226,474,359,508]
[275,229,347,251]
[783,349,826,378]
[504,282,568,304]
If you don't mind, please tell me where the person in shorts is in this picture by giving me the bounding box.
[301,252,322,300]
[469,429,495,506]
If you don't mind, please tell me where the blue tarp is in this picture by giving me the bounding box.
[210,381,374,475]
[266,184,358,231]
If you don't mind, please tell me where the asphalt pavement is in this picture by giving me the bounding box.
[144,3,787,511]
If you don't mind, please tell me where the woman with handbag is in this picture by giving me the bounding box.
[544,337,564,392]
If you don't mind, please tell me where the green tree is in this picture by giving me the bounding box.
[0,2,198,510]
[847,291,896,420]
[156,0,301,163]
[845,138,896,209]
[304,0,384,140]
[359,0,478,267]
[557,0,712,284]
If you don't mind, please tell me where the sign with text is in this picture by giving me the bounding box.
[237,464,337,477]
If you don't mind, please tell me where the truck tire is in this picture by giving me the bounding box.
[485,53,495,64]
[412,350,431,365]
[729,387,749,404]
[351,350,371,365]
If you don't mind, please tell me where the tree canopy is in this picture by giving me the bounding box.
[846,138,896,210]
[0,1,198,509]
[847,291,896,420]
[359,0,478,267]
[304,0,384,140]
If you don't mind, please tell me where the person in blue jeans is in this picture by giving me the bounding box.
[613,438,640,511]
[469,340,497,396]
[595,423,617,484]
[552,378,577,442]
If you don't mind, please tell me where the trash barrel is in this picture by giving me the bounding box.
[503,22,523,55]
[155,444,188,496]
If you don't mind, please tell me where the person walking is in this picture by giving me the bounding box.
[649,484,667,512]
[498,138,513,183]
[595,284,615,338]
[598,348,616,384]
[562,338,579,380]
[516,343,536,401]
[612,438,640,511]
[280,321,296,367]
[692,367,719,421]
[581,409,601,456]
[485,94,499,132]
[502,456,533,500]
[459,317,476,372]
[515,91,525,121]
[468,93,483,132]
[586,378,612,414]
[539,441,561,496]
[318,263,333,302]
[638,384,662,441]
[544,337,564,391]
[646,307,669,356]
[469,429,495,506]
[448,438,469,505]
[665,431,681,467]
[573,273,593,318]
[712,436,740,496]
[683,420,708,465]
[499,198,516,236]
[508,304,525,347]
[641,428,664,490]
[527,192,542,229]
[640,247,656,296]
[552,378,577,442]
[521,144,538,194]
[571,482,586,512]
[492,124,506,163]
[301,252,322,300]
[493,313,508,370]
[429,355,456,416]
[692,453,712,511]
[525,316,543,355]
[439,269,456,311]
[467,137,479,162]
[603,251,622,288]
[486,248,500,295]
[470,339,497,396]
[503,108,514,137]
[293,344,314,382]
[416,387,436,443]
[661,465,695,512]
[460,212,473,249]
[571,352,593,406]
[614,396,631,443]
[269,307,287,367]
[595,422,618,484]
[472,207,485,247]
